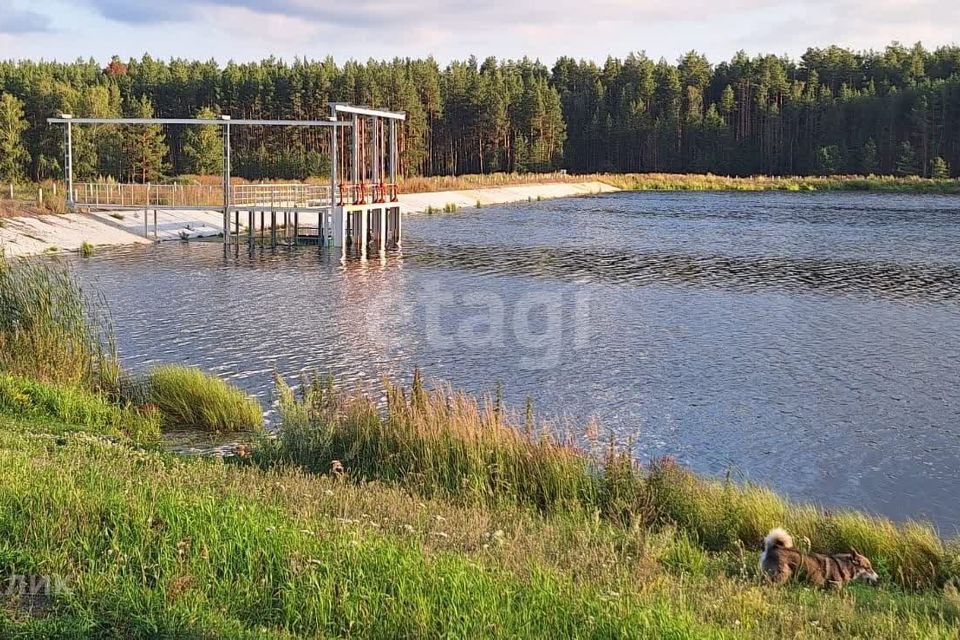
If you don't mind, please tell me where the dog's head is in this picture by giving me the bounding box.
[850,552,879,586]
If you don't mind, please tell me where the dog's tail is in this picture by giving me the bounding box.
[764,527,793,551]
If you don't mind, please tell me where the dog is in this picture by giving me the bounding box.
[760,528,879,588]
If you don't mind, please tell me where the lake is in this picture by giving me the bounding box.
[72,191,960,532]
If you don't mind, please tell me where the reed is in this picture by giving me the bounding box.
[143,365,263,432]
[262,372,959,591]
[0,256,120,392]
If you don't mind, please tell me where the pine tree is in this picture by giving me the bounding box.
[816,145,841,175]
[895,141,919,176]
[930,156,950,179]
[182,107,223,175]
[123,95,168,183]
[861,138,879,174]
[0,93,30,183]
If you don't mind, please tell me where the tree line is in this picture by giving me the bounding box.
[1,43,958,184]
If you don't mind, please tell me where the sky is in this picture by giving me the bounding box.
[0,0,956,66]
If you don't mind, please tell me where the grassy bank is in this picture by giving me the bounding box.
[397,172,960,194]
[258,373,959,592]
[0,379,958,638]
[598,172,960,193]
[0,256,262,435]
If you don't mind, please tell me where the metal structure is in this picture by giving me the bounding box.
[47,104,406,258]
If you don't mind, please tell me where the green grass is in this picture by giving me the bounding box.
[443,202,459,213]
[258,372,960,592]
[400,171,960,194]
[0,372,159,441]
[79,241,94,258]
[142,365,263,432]
[0,396,958,637]
[598,172,960,193]
[0,255,120,392]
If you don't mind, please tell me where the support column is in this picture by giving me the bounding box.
[330,119,339,236]
[379,208,386,253]
[360,208,368,260]
[351,114,359,194]
[396,206,402,245]
[371,118,379,200]
[389,119,397,200]
[65,118,74,211]
[221,117,232,253]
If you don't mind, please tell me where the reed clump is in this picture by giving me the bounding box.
[143,365,263,432]
[262,371,959,591]
[0,255,120,392]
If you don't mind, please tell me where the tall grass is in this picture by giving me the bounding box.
[0,372,159,441]
[263,371,650,521]
[0,255,120,392]
[397,172,960,194]
[261,371,960,591]
[143,365,263,432]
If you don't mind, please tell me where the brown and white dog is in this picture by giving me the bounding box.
[760,528,879,588]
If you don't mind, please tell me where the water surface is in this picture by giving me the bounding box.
[73,191,960,531]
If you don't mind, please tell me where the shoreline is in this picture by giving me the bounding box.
[2,173,958,258]
[1,249,958,637]
[0,181,617,258]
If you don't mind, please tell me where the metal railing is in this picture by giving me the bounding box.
[71,182,334,210]
[71,183,221,209]
[232,184,332,207]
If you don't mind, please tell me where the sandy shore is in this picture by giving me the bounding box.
[0,181,617,257]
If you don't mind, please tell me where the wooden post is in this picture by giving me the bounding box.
[37,188,43,206]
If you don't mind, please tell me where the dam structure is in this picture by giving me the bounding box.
[47,103,406,259]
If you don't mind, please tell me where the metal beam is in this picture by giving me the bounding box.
[65,121,74,211]
[329,103,406,121]
[47,117,350,127]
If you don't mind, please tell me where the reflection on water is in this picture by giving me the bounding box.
[72,191,960,531]
[411,244,960,301]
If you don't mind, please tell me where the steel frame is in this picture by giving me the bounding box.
[47,105,405,253]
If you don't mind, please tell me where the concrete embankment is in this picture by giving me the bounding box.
[0,181,617,257]
[399,180,617,213]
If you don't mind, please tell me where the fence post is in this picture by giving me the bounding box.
[38,188,43,206]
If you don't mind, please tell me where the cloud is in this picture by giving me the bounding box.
[12,0,956,65]
[0,1,52,33]
[79,0,786,30]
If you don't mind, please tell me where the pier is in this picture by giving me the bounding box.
[46,104,406,259]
